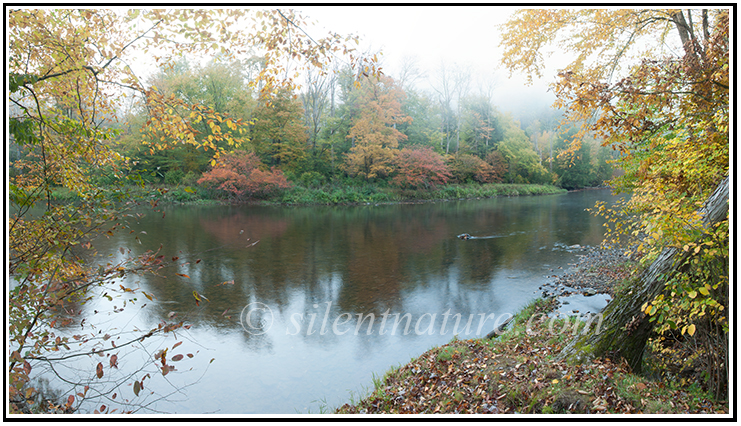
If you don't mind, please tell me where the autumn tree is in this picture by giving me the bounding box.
[342,74,411,180]
[447,153,498,184]
[8,7,377,413]
[483,150,508,183]
[501,9,729,396]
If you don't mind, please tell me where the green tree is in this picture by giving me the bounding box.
[552,127,594,189]
[459,94,502,158]
[497,114,550,184]
[250,88,309,172]
[397,89,444,151]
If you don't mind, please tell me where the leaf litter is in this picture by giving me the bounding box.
[336,298,726,415]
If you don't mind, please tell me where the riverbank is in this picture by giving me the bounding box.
[334,246,728,415]
[49,182,567,206]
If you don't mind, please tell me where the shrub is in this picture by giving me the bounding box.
[391,146,451,189]
[448,153,498,184]
[298,171,326,188]
[164,169,185,185]
[197,151,291,199]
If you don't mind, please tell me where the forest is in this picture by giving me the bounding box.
[9,39,615,205]
[8,8,729,415]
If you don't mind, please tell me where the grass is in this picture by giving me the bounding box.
[48,181,567,207]
[277,182,566,206]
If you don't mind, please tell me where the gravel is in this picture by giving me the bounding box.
[539,245,637,299]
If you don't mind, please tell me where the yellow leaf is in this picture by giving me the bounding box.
[687,324,696,336]
[210,159,216,167]
[698,286,710,296]
[688,290,697,299]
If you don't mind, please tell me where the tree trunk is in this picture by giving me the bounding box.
[558,176,729,371]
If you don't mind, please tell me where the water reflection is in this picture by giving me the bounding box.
[43,190,619,414]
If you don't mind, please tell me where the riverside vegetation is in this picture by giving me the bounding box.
[47,181,567,206]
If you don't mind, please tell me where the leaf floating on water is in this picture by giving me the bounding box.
[133,380,140,396]
[96,362,104,379]
[171,354,184,362]
[176,273,190,278]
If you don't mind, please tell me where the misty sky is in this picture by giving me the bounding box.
[297,5,567,115]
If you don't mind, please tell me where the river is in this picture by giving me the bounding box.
[36,189,621,414]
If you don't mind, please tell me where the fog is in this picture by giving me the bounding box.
[298,6,569,121]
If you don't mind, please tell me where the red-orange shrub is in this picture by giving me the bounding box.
[197,151,290,198]
[391,146,451,189]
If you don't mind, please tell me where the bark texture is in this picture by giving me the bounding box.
[558,176,729,371]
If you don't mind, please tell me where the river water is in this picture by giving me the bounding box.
[37,189,620,414]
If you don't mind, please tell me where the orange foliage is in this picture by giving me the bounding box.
[343,75,411,179]
[197,151,291,198]
[391,146,451,189]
